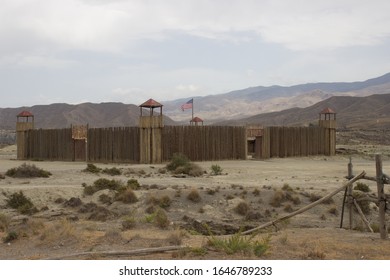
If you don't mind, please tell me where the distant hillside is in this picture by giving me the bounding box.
[163,72,390,123]
[222,94,390,129]
[0,102,176,130]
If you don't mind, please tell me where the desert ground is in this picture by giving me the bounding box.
[0,138,390,260]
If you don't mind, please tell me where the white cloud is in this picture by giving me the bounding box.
[2,0,390,56]
[176,84,199,92]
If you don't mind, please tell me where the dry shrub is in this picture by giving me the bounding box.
[328,206,339,216]
[39,219,77,244]
[0,213,10,232]
[283,204,293,213]
[154,208,170,229]
[166,230,187,245]
[6,163,51,178]
[309,193,322,202]
[122,215,136,230]
[269,190,285,207]
[234,201,250,216]
[99,193,112,204]
[115,188,138,204]
[187,189,201,203]
[166,153,204,177]
[146,194,172,209]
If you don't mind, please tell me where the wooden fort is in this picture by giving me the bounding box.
[16,100,337,163]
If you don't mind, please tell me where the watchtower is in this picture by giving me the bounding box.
[190,116,204,126]
[16,111,34,159]
[139,99,163,164]
[319,108,336,156]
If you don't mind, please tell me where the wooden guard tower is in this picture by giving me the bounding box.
[16,111,35,159]
[190,116,204,126]
[319,107,336,156]
[139,99,163,164]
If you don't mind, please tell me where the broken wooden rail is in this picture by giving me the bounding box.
[341,154,389,239]
[242,171,366,235]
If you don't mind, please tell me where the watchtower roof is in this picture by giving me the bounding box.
[17,110,34,117]
[139,99,163,108]
[191,117,203,122]
[320,107,335,114]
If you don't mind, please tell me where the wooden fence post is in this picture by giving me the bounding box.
[376,154,388,239]
[341,157,353,228]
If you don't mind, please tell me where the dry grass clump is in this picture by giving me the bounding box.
[270,184,301,208]
[166,230,187,245]
[6,191,38,215]
[166,153,204,177]
[154,208,170,229]
[122,215,137,230]
[0,213,10,232]
[147,194,172,209]
[115,188,138,204]
[6,163,51,178]
[187,189,201,203]
[39,219,77,244]
[234,201,250,216]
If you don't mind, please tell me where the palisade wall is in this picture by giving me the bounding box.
[21,125,247,162]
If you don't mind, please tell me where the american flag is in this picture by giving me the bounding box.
[181,98,193,111]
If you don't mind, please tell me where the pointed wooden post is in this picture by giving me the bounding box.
[376,154,388,239]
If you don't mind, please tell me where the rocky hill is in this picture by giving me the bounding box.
[0,102,176,130]
[163,72,390,123]
[221,93,390,129]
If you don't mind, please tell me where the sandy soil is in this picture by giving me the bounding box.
[0,144,389,260]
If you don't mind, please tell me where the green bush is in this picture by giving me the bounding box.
[127,179,140,190]
[166,153,191,171]
[210,164,223,175]
[83,163,101,174]
[83,178,123,195]
[166,153,204,177]
[207,232,270,256]
[6,163,51,178]
[354,182,371,193]
[6,191,38,215]
[102,167,122,176]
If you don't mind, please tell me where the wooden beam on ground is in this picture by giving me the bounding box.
[47,246,186,260]
[353,199,374,233]
[242,171,366,235]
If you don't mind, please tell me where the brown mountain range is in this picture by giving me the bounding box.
[0,102,176,130]
[219,93,390,129]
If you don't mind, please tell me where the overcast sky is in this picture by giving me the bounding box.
[1,0,390,108]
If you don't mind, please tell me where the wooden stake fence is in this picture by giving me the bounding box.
[340,154,389,239]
